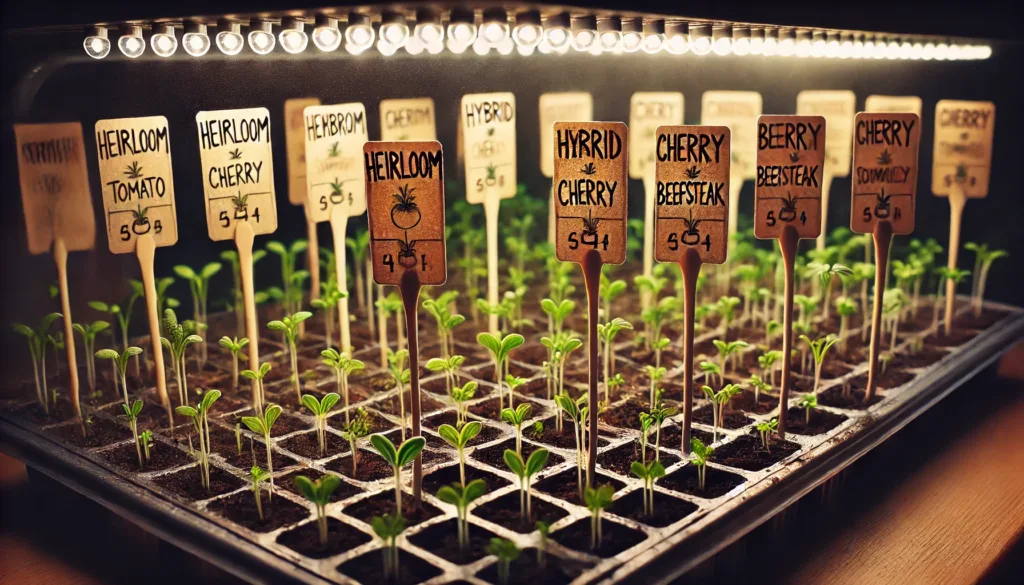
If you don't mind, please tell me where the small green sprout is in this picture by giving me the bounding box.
[241,403,282,496]
[584,484,615,550]
[341,407,371,475]
[716,296,741,336]
[647,404,677,458]
[964,242,1008,316]
[371,513,406,581]
[95,346,144,407]
[386,349,412,441]
[240,361,272,413]
[369,434,426,511]
[120,399,144,467]
[536,520,551,567]
[834,296,857,349]
[73,320,110,392]
[218,336,249,390]
[235,423,242,455]
[173,262,222,365]
[488,537,521,585]
[934,266,971,329]
[321,349,364,426]
[806,262,852,319]
[477,332,526,413]
[689,438,714,492]
[642,365,667,411]
[758,350,783,387]
[438,421,482,487]
[422,290,466,358]
[793,295,818,329]
[638,413,655,463]
[425,354,465,399]
[89,291,142,377]
[698,360,722,387]
[249,465,271,522]
[797,394,817,425]
[437,479,488,555]
[503,448,549,521]
[756,418,779,452]
[554,393,588,500]
[268,311,312,401]
[160,309,203,407]
[175,390,221,491]
[139,429,154,462]
[540,297,574,336]
[301,393,341,457]
[265,239,310,322]
[799,334,840,394]
[450,381,478,428]
[597,317,633,403]
[13,312,63,414]
[599,271,628,322]
[293,474,341,547]
[310,280,345,351]
[501,403,532,457]
[631,459,667,516]
[713,339,749,378]
[702,384,742,442]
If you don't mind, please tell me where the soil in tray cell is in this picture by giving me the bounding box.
[277,469,362,502]
[923,328,979,347]
[408,518,500,564]
[277,429,352,460]
[342,490,443,527]
[709,433,801,472]
[208,428,299,470]
[207,489,311,533]
[422,411,505,442]
[659,464,746,499]
[380,428,448,451]
[817,385,884,409]
[956,308,1010,330]
[53,418,131,448]
[784,406,848,436]
[100,440,194,473]
[597,442,681,477]
[526,417,611,451]
[476,549,594,585]
[327,448,400,482]
[658,425,715,451]
[534,469,626,505]
[515,342,549,365]
[468,396,546,421]
[338,548,443,585]
[470,438,565,470]
[472,491,569,533]
[223,410,309,436]
[376,390,446,417]
[152,465,244,501]
[887,347,950,370]
[843,369,916,395]
[350,371,397,394]
[10,399,77,426]
[611,488,698,528]
[691,405,752,430]
[602,398,652,431]
[276,517,372,559]
[727,389,779,415]
[421,462,512,493]
[551,516,647,557]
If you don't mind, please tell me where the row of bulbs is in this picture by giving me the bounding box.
[83,10,993,62]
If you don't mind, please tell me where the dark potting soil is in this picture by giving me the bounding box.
[476,548,592,585]
[709,433,801,472]
[342,490,442,527]
[691,405,752,430]
[551,516,647,557]
[277,469,362,503]
[923,328,979,347]
[12,400,77,426]
[100,440,194,473]
[471,438,565,470]
[327,448,397,482]
[349,372,396,394]
[422,411,506,445]
[728,389,779,415]
[376,390,446,417]
[534,470,626,505]
[380,428,448,451]
[629,347,681,367]
[276,517,372,559]
[509,361,539,378]
[784,406,848,436]
[408,518,500,564]
[277,430,352,460]
[153,465,244,501]
[597,442,680,477]
[611,488,698,528]
[338,548,443,585]
[843,370,917,396]
[514,376,553,400]
[207,427,299,470]
[54,418,131,448]
[472,491,569,533]
[515,343,549,365]
[526,417,610,451]
[956,308,1009,330]
[422,462,511,492]
[887,347,950,370]
[602,399,652,431]
[206,489,310,533]
[223,409,310,436]
[659,464,746,499]
[817,385,884,409]
[815,359,854,379]
[658,425,715,451]
[468,396,546,421]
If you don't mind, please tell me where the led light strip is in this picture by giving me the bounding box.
[80,13,994,60]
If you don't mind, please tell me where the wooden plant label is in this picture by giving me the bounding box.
[195,107,277,240]
[461,92,517,203]
[701,92,761,180]
[14,122,95,254]
[539,92,594,177]
[796,90,855,178]
[303,103,369,222]
[932,100,994,198]
[851,113,920,235]
[865,95,923,118]
[629,92,684,179]
[654,126,730,264]
[365,141,447,286]
[754,116,826,239]
[552,122,628,265]
[284,98,320,206]
[380,98,437,141]
[94,116,177,254]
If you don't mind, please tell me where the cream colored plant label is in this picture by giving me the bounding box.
[94,116,177,253]
[284,97,320,206]
[553,122,628,265]
[461,92,517,203]
[14,122,95,254]
[701,91,761,180]
[865,95,922,118]
[195,107,277,241]
[539,92,593,177]
[797,90,855,177]
[365,141,446,286]
[851,113,920,235]
[629,92,684,178]
[303,103,368,222]
[932,100,994,198]
[655,126,730,264]
[380,98,436,141]
[754,115,826,239]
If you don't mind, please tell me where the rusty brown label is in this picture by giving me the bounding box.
[284,97,320,206]
[754,115,826,240]
[553,122,628,265]
[851,113,919,235]
[932,100,994,198]
[364,141,446,286]
[654,125,730,264]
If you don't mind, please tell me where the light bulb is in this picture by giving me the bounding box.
[599,31,621,51]
[763,29,779,56]
[513,10,542,49]
[910,42,924,60]
[749,28,765,55]
[380,12,410,48]
[873,38,887,59]
[621,18,642,52]
[810,32,827,57]
[151,24,178,57]
[345,13,375,51]
[977,45,992,59]
[377,38,398,56]
[544,13,571,50]
[899,41,913,59]
[416,22,443,45]
[472,36,490,55]
[446,37,469,54]
[481,8,509,45]
[642,32,663,54]
[839,36,854,59]
[248,20,275,54]
[597,18,622,51]
[404,35,424,55]
[279,18,308,54]
[921,42,936,60]
[83,27,110,59]
[496,36,514,55]
[118,26,145,58]
[886,40,900,59]
[794,31,812,57]
[711,26,732,56]
[516,42,535,56]
[664,22,688,55]
[947,44,963,60]
[183,23,211,56]
[216,20,244,55]
[689,25,712,55]
[571,16,597,51]
[447,8,477,47]
[345,42,367,55]
[313,16,341,52]
[733,27,751,56]
[426,39,444,54]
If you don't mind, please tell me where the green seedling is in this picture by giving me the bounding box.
[933,266,971,329]
[600,271,628,322]
[310,280,345,350]
[699,361,722,388]
[268,311,312,401]
[631,459,666,516]
[793,294,818,329]
[807,262,852,320]
[702,384,742,442]
[478,332,525,412]
[341,407,371,475]
[387,349,412,441]
[173,262,222,364]
[642,365,666,411]
[641,297,679,366]
[756,418,779,452]
[504,448,549,521]
[438,421,482,487]
[241,403,282,496]
[690,437,713,492]
[536,520,551,567]
[422,291,466,359]
[218,336,249,390]
[346,229,372,313]
[265,239,310,319]
[13,312,63,414]
[450,381,478,428]
[883,288,909,348]
[426,354,466,399]
[716,296,741,337]
[301,392,341,457]
[73,320,110,392]
[834,296,857,351]
[766,319,782,344]
[540,298,574,337]
[748,374,771,405]
[160,309,203,407]
[584,484,615,550]
[369,434,426,511]
[501,403,532,457]
[249,465,271,521]
[797,393,817,425]
[294,474,341,547]
[220,248,268,336]
[89,291,142,376]
[541,333,582,410]
[555,393,588,500]
[964,242,1008,316]
[634,271,669,346]
[240,361,272,414]
[638,413,655,463]
[95,346,143,407]
[597,317,633,403]
[713,339,749,378]
[235,423,243,455]
[120,399,145,467]
[437,479,488,555]
[488,537,520,585]
[758,350,782,387]
[139,429,154,462]
[647,404,677,458]
[321,349,365,426]
[175,390,221,491]
[371,513,406,582]
[799,334,840,394]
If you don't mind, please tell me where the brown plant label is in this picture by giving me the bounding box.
[195,107,277,241]
[865,95,922,118]
[553,122,628,265]
[754,115,826,240]
[380,98,437,141]
[797,90,855,178]
[284,97,320,206]
[303,103,369,223]
[851,113,920,235]
[365,141,446,286]
[539,92,593,178]
[94,116,176,254]
[654,125,730,264]
[701,91,761,180]
[461,92,517,204]
[629,92,684,179]
[932,100,994,198]
[14,122,95,254]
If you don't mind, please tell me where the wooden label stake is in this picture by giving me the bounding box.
[654,125,731,454]
[15,122,96,429]
[365,140,447,507]
[553,121,628,490]
[702,92,761,243]
[285,98,322,298]
[931,100,995,335]
[755,115,826,439]
[797,91,855,251]
[851,112,920,402]
[540,93,593,244]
